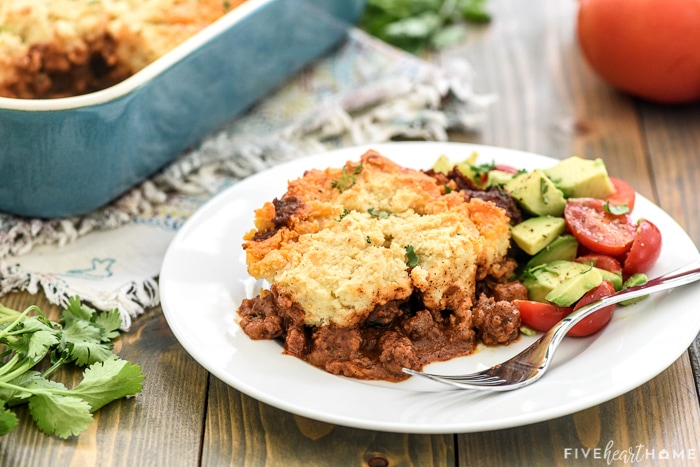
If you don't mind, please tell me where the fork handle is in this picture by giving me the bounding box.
[544,262,700,349]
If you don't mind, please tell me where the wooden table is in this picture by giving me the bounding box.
[2,0,700,465]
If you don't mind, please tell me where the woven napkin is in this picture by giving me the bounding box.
[0,28,493,330]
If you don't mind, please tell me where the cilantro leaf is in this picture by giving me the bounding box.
[0,407,18,436]
[22,319,59,360]
[62,296,96,323]
[368,207,390,218]
[60,319,115,366]
[404,245,420,268]
[28,393,93,439]
[70,357,145,411]
[605,201,631,215]
[92,309,122,343]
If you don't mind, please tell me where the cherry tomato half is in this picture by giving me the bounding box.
[605,177,636,212]
[623,219,663,276]
[568,280,617,337]
[575,254,622,274]
[515,300,571,333]
[564,198,637,257]
[516,280,617,337]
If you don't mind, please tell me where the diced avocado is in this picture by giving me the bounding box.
[522,260,593,303]
[543,156,615,199]
[522,260,617,303]
[545,267,602,307]
[454,152,481,183]
[511,216,567,255]
[504,169,567,216]
[525,234,579,269]
[598,268,623,291]
[432,153,482,182]
[486,169,515,187]
[432,155,454,174]
[619,273,649,306]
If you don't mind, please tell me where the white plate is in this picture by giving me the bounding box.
[160,142,700,434]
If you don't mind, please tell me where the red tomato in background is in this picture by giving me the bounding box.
[564,198,637,257]
[577,0,700,104]
[605,177,636,212]
[623,219,663,276]
[515,280,616,337]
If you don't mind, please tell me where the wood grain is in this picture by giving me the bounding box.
[0,297,209,466]
[203,376,454,466]
[1,0,700,465]
[457,356,700,466]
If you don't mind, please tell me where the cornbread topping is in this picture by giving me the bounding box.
[237,150,527,381]
[0,0,246,98]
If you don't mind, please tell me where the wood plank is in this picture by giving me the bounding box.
[637,102,700,245]
[202,377,454,466]
[457,355,700,466]
[637,97,700,403]
[0,295,209,466]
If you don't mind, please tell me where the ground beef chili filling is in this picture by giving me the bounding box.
[8,33,128,99]
[236,161,528,382]
[238,275,528,382]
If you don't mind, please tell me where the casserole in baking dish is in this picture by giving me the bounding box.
[0,0,365,218]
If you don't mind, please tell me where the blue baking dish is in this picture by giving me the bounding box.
[0,0,365,218]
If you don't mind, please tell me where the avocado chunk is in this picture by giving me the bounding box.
[504,169,567,216]
[486,169,515,187]
[432,154,454,174]
[619,273,649,306]
[543,156,615,199]
[511,216,567,255]
[598,268,623,291]
[522,260,621,303]
[525,234,579,269]
[545,267,603,307]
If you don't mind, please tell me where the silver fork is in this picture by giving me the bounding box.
[402,262,700,391]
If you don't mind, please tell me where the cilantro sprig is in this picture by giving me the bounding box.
[0,297,144,438]
[360,0,492,54]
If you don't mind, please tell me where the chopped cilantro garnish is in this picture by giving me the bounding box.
[605,202,631,215]
[334,208,350,222]
[404,245,419,268]
[368,207,390,218]
[331,164,362,193]
[470,162,497,179]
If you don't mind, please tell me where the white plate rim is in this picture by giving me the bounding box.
[160,141,700,434]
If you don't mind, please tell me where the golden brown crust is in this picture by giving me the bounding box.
[242,149,512,328]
